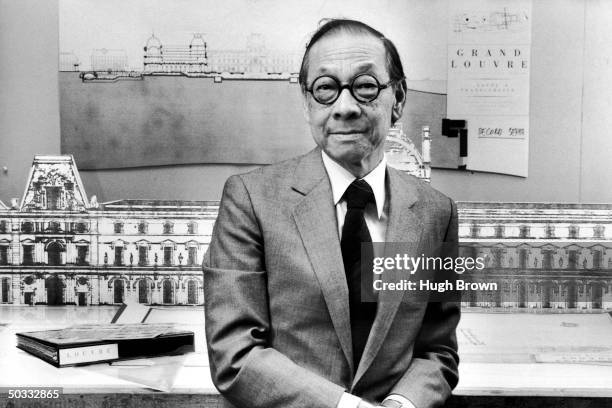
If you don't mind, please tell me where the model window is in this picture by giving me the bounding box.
[45,187,62,210]
[187,280,198,304]
[494,225,504,239]
[48,221,62,233]
[138,246,148,266]
[568,226,579,239]
[593,250,602,269]
[519,249,528,269]
[163,247,173,266]
[114,247,124,266]
[492,248,503,268]
[22,245,34,265]
[568,250,578,269]
[75,222,88,233]
[76,246,88,266]
[47,242,63,266]
[542,250,553,269]
[0,246,8,265]
[188,247,197,266]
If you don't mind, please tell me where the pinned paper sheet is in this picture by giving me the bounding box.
[447,0,532,177]
[110,301,152,324]
[458,313,612,364]
[87,354,188,392]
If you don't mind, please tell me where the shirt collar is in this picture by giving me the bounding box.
[321,150,386,219]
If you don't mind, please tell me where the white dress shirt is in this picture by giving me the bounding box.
[321,152,415,408]
[321,151,388,244]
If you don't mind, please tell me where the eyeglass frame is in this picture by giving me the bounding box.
[304,73,402,105]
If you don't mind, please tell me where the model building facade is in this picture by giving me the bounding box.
[0,156,611,309]
[0,156,217,306]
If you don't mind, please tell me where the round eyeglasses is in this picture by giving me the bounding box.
[306,74,396,105]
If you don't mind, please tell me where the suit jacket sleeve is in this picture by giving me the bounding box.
[203,175,346,408]
[388,198,461,408]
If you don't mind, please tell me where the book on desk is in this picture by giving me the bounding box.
[16,318,195,368]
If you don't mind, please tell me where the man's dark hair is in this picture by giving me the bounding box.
[298,18,405,93]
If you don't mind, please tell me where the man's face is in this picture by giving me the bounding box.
[303,31,403,175]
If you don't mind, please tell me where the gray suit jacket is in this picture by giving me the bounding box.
[203,147,460,408]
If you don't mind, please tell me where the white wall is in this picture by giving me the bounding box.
[2,0,612,203]
[0,0,61,202]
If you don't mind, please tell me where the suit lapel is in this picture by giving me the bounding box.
[353,168,424,387]
[291,149,354,373]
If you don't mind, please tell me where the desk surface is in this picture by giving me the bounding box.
[456,311,612,397]
[1,306,612,398]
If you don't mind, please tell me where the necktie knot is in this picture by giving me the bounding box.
[343,179,374,210]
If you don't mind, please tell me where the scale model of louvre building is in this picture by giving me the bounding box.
[0,155,611,310]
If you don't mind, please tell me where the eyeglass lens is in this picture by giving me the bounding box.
[311,75,381,104]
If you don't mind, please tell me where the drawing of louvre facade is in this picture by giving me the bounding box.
[143,33,300,76]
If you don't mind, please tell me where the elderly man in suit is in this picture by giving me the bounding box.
[203,19,460,408]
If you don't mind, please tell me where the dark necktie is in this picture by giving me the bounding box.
[340,179,377,370]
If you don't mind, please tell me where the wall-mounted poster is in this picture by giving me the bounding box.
[447,0,531,177]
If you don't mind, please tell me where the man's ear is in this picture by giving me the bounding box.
[391,79,407,124]
[302,94,311,124]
